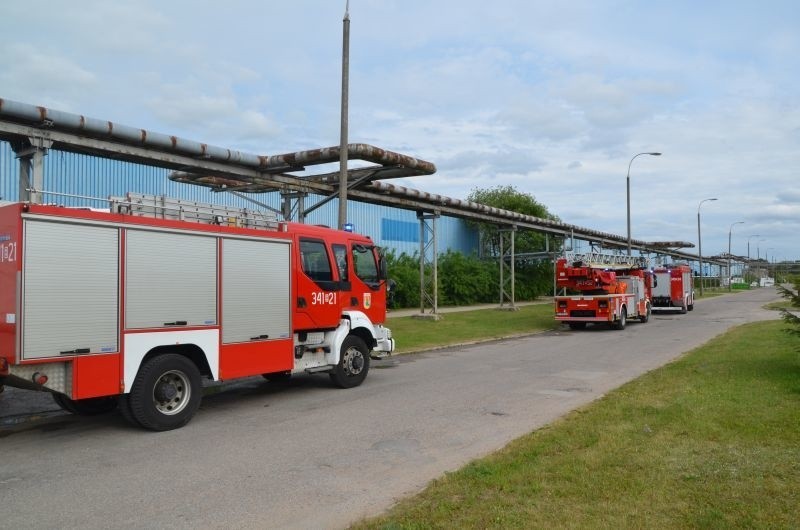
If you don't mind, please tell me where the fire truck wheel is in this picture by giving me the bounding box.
[330,335,370,389]
[118,394,141,427]
[680,301,688,314]
[613,307,627,330]
[129,354,202,431]
[52,393,119,416]
[640,303,651,323]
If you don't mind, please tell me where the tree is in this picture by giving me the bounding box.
[467,185,560,258]
[467,185,561,299]
[777,277,800,337]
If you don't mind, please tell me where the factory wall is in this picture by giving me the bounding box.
[0,142,478,255]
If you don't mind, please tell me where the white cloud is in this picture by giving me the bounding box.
[0,44,97,108]
[1,0,798,258]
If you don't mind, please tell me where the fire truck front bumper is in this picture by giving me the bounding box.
[371,324,395,359]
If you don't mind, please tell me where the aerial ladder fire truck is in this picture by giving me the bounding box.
[554,252,654,330]
[0,193,394,431]
[651,263,694,313]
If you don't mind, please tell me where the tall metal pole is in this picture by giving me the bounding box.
[697,197,717,296]
[727,220,744,292]
[626,152,662,256]
[746,234,760,281]
[338,1,350,230]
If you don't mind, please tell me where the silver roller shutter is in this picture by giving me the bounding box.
[22,220,119,359]
[125,230,217,329]
[221,238,291,344]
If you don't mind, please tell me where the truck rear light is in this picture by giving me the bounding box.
[598,301,608,308]
[32,372,48,385]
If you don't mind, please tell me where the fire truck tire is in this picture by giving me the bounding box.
[129,354,202,431]
[330,335,370,389]
[640,303,651,323]
[567,322,587,330]
[613,307,627,330]
[680,301,688,314]
[52,393,119,416]
[118,394,142,427]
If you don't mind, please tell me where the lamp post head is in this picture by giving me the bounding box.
[648,152,662,156]
[698,197,718,212]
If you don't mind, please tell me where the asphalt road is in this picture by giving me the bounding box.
[1,288,781,529]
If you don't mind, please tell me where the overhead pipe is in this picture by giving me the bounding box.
[0,97,436,175]
[369,181,635,246]
[2,96,697,260]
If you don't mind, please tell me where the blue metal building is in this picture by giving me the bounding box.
[0,142,478,256]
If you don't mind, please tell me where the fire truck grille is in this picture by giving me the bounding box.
[570,310,596,317]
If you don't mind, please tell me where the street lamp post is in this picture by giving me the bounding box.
[626,152,662,256]
[747,235,761,262]
[728,221,745,292]
[747,234,761,283]
[757,239,766,280]
[766,248,775,281]
[697,198,718,296]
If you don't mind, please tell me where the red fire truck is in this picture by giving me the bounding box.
[554,252,653,330]
[0,194,394,430]
[651,264,694,313]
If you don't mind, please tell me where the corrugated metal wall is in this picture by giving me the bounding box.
[0,141,17,202]
[0,141,478,255]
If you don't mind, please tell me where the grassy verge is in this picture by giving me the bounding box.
[765,299,792,311]
[387,303,555,353]
[354,320,800,528]
[696,289,728,299]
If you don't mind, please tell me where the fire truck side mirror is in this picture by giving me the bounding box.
[378,253,388,281]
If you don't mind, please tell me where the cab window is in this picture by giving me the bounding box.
[352,244,379,284]
[300,239,333,282]
[332,244,349,281]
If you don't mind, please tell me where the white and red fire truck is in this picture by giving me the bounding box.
[651,264,694,313]
[554,252,653,330]
[0,194,394,431]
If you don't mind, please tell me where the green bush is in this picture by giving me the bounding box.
[438,250,498,305]
[386,250,553,308]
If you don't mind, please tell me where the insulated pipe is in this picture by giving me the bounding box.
[370,181,631,244]
[0,97,436,175]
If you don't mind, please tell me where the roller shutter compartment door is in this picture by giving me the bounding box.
[22,220,119,359]
[221,238,291,344]
[125,230,217,329]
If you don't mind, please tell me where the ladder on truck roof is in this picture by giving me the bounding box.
[564,251,648,270]
[109,192,279,230]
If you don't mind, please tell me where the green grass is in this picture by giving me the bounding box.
[765,299,793,311]
[354,320,800,529]
[696,288,728,299]
[388,303,555,353]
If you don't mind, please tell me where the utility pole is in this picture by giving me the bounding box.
[338,1,350,230]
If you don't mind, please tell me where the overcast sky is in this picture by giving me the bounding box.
[2,1,798,260]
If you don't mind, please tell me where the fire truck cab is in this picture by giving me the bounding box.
[0,194,394,430]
